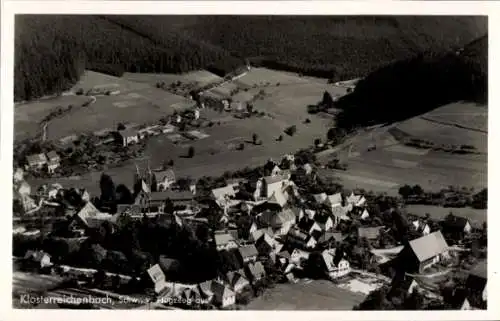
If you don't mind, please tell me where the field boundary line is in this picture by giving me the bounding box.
[420,116,487,134]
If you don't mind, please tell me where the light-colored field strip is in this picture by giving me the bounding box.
[384,144,430,156]
[392,158,419,169]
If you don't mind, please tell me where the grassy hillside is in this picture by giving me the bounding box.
[334,34,488,131]
[15,15,487,101]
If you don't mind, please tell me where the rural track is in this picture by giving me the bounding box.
[419,116,487,134]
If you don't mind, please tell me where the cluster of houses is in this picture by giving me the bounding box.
[25,151,61,173]
[13,151,488,310]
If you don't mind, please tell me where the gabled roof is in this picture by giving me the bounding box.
[288,227,309,241]
[116,204,142,216]
[119,128,139,137]
[315,214,332,225]
[238,244,258,259]
[211,282,235,299]
[313,193,327,204]
[277,251,291,260]
[150,190,194,202]
[26,153,47,165]
[251,227,274,241]
[268,190,288,208]
[76,202,101,226]
[297,217,318,232]
[212,185,237,200]
[247,261,266,279]
[319,232,345,244]
[214,232,236,247]
[331,206,349,217]
[147,264,166,284]
[326,193,342,206]
[198,280,214,297]
[46,151,60,161]
[442,215,470,230]
[263,174,288,185]
[408,231,449,262]
[347,193,365,205]
[358,226,384,240]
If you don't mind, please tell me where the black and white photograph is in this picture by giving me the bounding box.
[2,3,493,314]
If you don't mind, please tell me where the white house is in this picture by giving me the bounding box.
[346,192,366,207]
[147,264,168,294]
[399,231,450,273]
[214,232,239,251]
[360,209,370,220]
[291,249,311,266]
[118,128,140,147]
[313,193,327,204]
[24,250,52,269]
[321,249,350,279]
[325,193,343,209]
[26,153,47,170]
[271,165,282,177]
[411,219,431,235]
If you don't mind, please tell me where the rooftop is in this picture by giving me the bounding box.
[408,230,449,262]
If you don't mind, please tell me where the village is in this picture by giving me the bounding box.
[12,143,487,310]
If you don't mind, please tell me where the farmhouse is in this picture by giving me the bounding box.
[314,214,334,232]
[259,208,296,235]
[250,227,274,242]
[318,232,345,248]
[24,250,52,269]
[325,193,343,208]
[26,153,47,170]
[320,249,350,279]
[198,281,214,303]
[346,192,366,207]
[46,151,61,173]
[227,270,250,293]
[290,249,311,266]
[411,219,431,235]
[147,264,168,294]
[398,230,450,273]
[298,217,322,235]
[255,174,290,199]
[117,128,140,147]
[214,231,239,251]
[237,244,259,264]
[287,227,317,249]
[440,214,472,242]
[211,282,235,308]
[245,261,266,283]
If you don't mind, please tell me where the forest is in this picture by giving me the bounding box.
[333,34,488,131]
[15,15,486,102]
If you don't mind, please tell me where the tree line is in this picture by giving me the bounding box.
[15,15,486,101]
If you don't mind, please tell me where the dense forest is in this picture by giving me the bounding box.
[334,34,488,131]
[15,15,487,101]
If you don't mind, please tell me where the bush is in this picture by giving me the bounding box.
[304,118,311,124]
[187,146,195,158]
[284,125,297,136]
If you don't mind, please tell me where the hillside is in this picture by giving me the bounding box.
[15,15,487,101]
[334,34,488,131]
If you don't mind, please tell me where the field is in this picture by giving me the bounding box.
[422,102,487,132]
[245,280,365,310]
[317,103,487,195]
[14,95,92,141]
[404,204,487,225]
[71,70,151,94]
[122,70,222,88]
[13,271,64,294]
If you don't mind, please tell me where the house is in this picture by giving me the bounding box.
[411,219,431,235]
[275,251,292,268]
[298,217,322,235]
[304,209,317,220]
[24,250,52,269]
[250,227,274,243]
[255,233,277,256]
[26,153,47,170]
[346,192,366,207]
[237,245,259,264]
[227,270,250,293]
[441,214,472,241]
[360,209,370,220]
[325,193,343,209]
[245,261,266,283]
[331,206,349,224]
[287,226,318,249]
[314,214,334,232]
[147,264,168,294]
[211,282,235,308]
[320,249,350,279]
[212,185,237,204]
[74,201,102,229]
[313,193,327,204]
[290,249,311,266]
[255,175,290,199]
[290,207,305,221]
[259,208,296,235]
[318,232,345,248]
[214,232,239,251]
[358,226,384,241]
[271,165,282,177]
[118,128,140,147]
[46,151,61,173]
[267,190,288,208]
[198,280,214,303]
[13,168,24,183]
[398,231,450,273]
[465,260,487,306]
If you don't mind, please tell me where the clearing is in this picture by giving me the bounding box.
[245,280,365,310]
